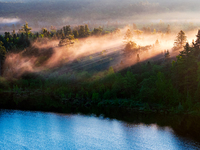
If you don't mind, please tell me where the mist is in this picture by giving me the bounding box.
[1,0,200,28]
[1,0,200,78]
[2,24,198,79]
[0,17,20,24]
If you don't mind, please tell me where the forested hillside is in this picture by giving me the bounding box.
[1,22,200,115]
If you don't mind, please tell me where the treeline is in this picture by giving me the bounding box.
[0,22,112,50]
[0,22,115,67]
[2,22,200,114]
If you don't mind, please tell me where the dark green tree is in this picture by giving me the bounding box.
[92,27,103,36]
[64,25,72,37]
[85,24,90,37]
[0,41,6,76]
[171,42,197,97]
[78,25,85,37]
[73,29,79,38]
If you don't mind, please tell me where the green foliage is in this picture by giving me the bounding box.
[79,25,85,37]
[123,71,137,96]
[103,90,111,99]
[155,72,180,105]
[139,76,156,102]
[92,27,103,36]
[2,24,200,115]
[13,85,22,94]
[92,92,100,103]
[0,41,6,59]
[0,77,9,90]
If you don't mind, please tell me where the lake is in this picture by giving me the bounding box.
[0,109,200,150]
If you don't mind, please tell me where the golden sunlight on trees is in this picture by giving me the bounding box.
[41,28,50,37]
[124,29,138,55]
[19,22,32,34]
[133,30,143,39]
[124,41,137,54]
[173,30,187,50]
[19,22,32,41]
[114,28,121,36]
[124,29,133,42]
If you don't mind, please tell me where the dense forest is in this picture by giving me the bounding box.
[1,21,200,115]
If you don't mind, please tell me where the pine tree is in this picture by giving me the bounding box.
[12,30,17,43]
[0,41,6,76]
[172,42,197,96]
[195,30,200,48]
[78,25,85,37]
[19,22,32,40]
[92,27,103,36]
[85,24,90,37]
[173,30,187,50]
[64,25,72,37]
[193,30,200,57]
[73,29,79,38]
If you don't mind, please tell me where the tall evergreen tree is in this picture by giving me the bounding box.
[173,30,187,50]
[193,30,200,57]
[0,41,6,76]
[85,24,90,37]
[19,22,32,40]
[92,27,103,36]
[73,29,79,38]
[78,25,85,37]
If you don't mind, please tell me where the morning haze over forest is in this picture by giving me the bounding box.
[2,0,200,149]
[1,0,200,112]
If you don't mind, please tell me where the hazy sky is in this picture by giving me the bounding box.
[0,0,199,26]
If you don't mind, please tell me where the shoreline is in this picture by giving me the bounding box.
[0,91,199,117]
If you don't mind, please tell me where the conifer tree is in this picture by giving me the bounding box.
[78,25,85,37]
[193,30,200,57]
[85,24,90,37]
[20,22,32,40]
[92,27,103,36]
[0,41,6,76]
[73,29,79,38]
[173,30,187,50]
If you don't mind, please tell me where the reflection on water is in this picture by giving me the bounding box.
[0,109,200,150]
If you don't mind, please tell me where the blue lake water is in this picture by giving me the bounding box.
[0,109,200,150]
